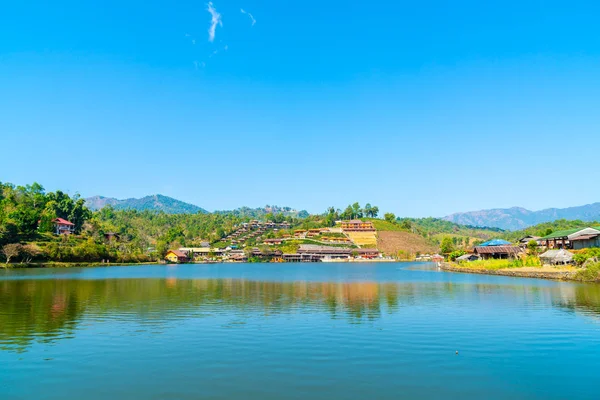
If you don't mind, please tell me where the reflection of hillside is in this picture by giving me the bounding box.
[552,284,600,320]
[3,278,600,352]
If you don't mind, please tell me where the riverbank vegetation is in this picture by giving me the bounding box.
[455,256,543,271]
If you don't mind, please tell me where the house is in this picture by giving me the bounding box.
[180,247,226,260]
[355,248,380,259]
[340,220,376,232]
[307,229,322,237]
[474,245,522,260]
[518,236,541,248]
[540,227,600,250]
[431,254,444,263]
[539,249,574,265]
[570,232,600,250]
[53,218,75,235]
[104,232,120,242]
[297,244,352,260]
[264,238,283,245]
[165,250,190,263]
[456,254,481,262]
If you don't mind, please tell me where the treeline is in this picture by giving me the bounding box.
[321,203,380,226]
[214,205,310,219]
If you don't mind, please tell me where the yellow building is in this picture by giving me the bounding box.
[340,220,375,231]
[165,250,189,263]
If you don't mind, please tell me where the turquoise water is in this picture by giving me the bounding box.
[1,262,600,399]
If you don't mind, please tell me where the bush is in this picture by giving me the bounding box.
[574,262,600,282]
[573,249,600,266]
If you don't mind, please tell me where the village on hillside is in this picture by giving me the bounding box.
[164,219,398,263]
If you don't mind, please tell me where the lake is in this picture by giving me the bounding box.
[1,262,600,399]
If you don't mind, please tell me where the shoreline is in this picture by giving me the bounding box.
[439,263,582,282]
[1,261,158,269]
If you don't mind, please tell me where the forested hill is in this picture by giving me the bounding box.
[85,195,208,214]
[443,203,600,231]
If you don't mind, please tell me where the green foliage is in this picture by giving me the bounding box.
[527,240,539,254]
[0,182,91,245]
[573,249,600,266]
[396,217,502,241]
[440,237,455,254]
[463,256,542,270]
[574,262,600,282]
[448,250,466,261]
[384,213,396,223]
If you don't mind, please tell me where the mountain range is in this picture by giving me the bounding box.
[85,195,208,214]
[85,195,309,218]
[443,203,600,231]
[86,194,600,231]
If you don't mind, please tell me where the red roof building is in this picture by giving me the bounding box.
[53,218,75,235]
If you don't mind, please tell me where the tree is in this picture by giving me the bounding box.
[364,203,372,218]
[400,220,412,231]
[21,244,41,264]
[351,202,362,219]
[449,250,467,261]
[2,243,21,265]
[341,206,353,220]
[440,237,455,255]
[384,213,396,223]
[527,240,539,254]
[370,206,379,218]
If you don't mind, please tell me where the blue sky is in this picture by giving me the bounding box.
[1,0,599,217]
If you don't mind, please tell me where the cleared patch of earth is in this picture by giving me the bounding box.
[377,231,437,255]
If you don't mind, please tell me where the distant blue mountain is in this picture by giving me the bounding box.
[85,195,208,214]
[443,203,600,231]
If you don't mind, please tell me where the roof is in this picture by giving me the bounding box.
[298,244,352,255]
[167,250,188,258]
[540,228,587,240]
[479,239,512,247]
[474,246,522,255]
[456,254,480,261]
[519,236,541,242]
[570,234,600,241]
[53,218,74,225]
[356,248,379,254]
[539,249,574,262]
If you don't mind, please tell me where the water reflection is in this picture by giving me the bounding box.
[2,277,600,352]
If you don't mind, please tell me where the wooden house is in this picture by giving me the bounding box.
[474,245,522,260]
[264,238,283,245]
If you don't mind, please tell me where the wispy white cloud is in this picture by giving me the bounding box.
[207,2,222,42]
[240,8,256,26]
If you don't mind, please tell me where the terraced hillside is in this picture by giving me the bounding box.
[345,231,378,247]
[377,231,438,256]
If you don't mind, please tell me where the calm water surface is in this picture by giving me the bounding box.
[2,262,600,399]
